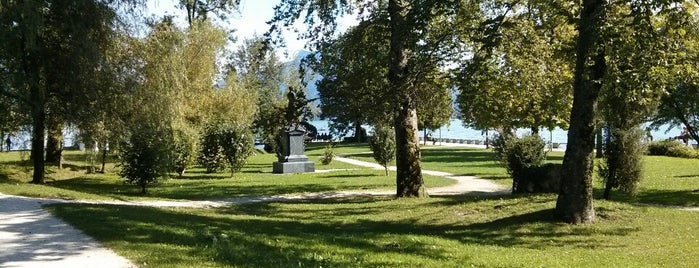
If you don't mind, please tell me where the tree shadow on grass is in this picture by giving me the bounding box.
[46,176,349,200]
[48,201,639,267]
[633,189,699,207]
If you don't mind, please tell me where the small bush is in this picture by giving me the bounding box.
[198,125,227,173]
[320,144,335,165]
[173,129,197,177]
[218,127,254,175]
[369,124,396,176]
[599,126,645,198]
[119,124,174,194]
[199,123,254,175]
[492,134,549,193]
[647,140,699,158]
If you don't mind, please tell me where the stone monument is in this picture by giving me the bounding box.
[273,87,315,174]
[273,125,315,173]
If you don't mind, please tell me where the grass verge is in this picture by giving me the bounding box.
[46,194,699,268]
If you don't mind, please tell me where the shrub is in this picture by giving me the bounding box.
[369,124,396,176]
[647,140,699,158]
[320,143,335,165]
[173,129,197,177]
[218,127,254,175]
[599,126,645,198]
[199,125,227,173]
[493,134,548,193]
[199,123,254,175]
[119,124,174,194]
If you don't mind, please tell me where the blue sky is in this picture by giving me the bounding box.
[147,0,357,60]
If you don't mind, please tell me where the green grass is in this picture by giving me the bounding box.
[0,148,454,201]
[342,146,566,187]
[4,143,699,267]
[46,195,699,268]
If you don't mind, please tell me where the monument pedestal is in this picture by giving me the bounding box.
[273,126,315,174]
[273,161,315,173]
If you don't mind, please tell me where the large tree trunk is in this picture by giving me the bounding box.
[29,81,46,184]
[555,0,606,224]
[389,0,425,197]
[45,116,63,168]
[595,127,604,158]
[354,121,364,142]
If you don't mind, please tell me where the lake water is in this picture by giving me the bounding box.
[2,119,690,151]
[311,119,690,145]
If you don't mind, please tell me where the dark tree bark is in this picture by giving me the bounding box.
[555,0,607,224]
[100,143,108,174]
[45,116,64,168]
[595,127,604,158]
[389,0,425,197]
[29,76,46,184]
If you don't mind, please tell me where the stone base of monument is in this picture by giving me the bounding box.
[273,161,315,174]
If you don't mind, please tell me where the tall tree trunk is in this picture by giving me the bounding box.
[595,127,604,158]
[555,0,606,224]
[389,0,425,197]
[45,116,63,168]
[354,121,364,142]
[100,143,108,173]
[29,81,46,184]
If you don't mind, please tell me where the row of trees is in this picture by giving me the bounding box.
[267,0,699,223]
[0,1,301,193]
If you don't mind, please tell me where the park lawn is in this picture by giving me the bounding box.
[0,149,454,201]
[47,194,699,268]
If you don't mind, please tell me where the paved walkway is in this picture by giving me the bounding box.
[0,194,136,268]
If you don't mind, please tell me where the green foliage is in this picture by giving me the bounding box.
[495,135,548,193]
[320,144,335,165]
[118,123,174,194]
[455,1,575,131]
[599,127,645,198]
[369,124,396,176]
[218,127,254,175]
[647,140,699,159]
[173,129,198,177]
[199,123,254,175]
[198,124,228,173]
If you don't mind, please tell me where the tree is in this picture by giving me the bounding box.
[649,2,699,145]
[555,0,606,224]
[308,18,393,139]
[268,0,467,197]
[178,0,240,27]
[454,0,575,134]
[596,0,685,199]
[119,121,174,194]
[0,0,132,183]
[370,123,396,176]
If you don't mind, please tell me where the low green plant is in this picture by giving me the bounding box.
[495,134,548,193]
[218,127,254,175]
[599,126,645,199]
[198,124,227,173]
[118,123,174,194]
[320,143,335,165]
[173,129,197,177]
[647,140,698,158]
[369,124,396,176]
